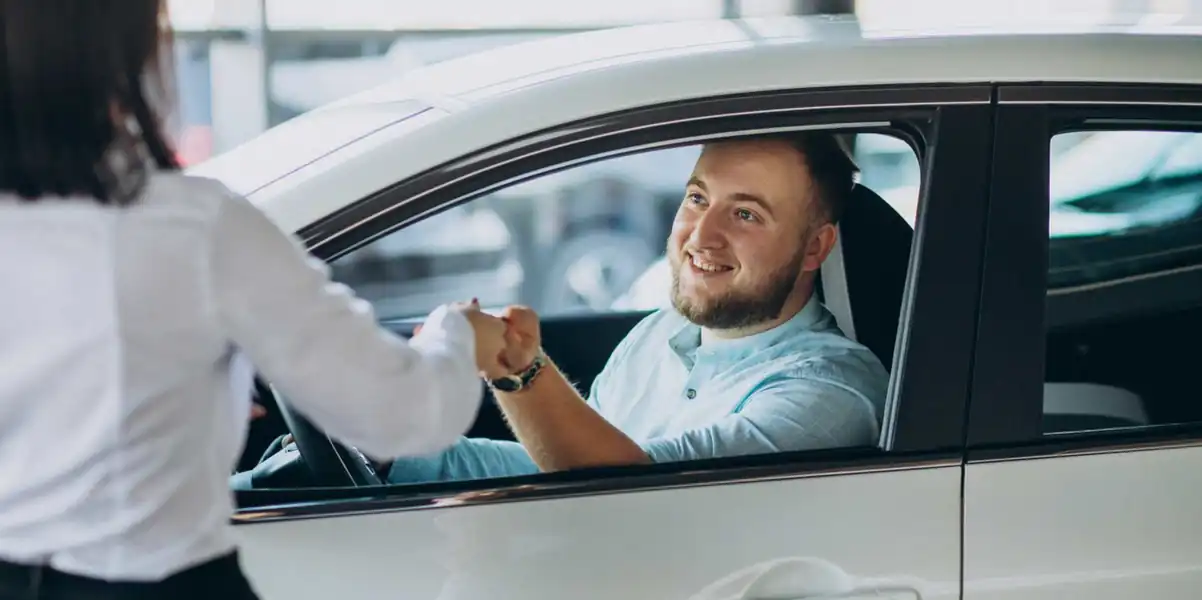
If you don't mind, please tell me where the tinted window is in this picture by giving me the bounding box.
[1048,130,1202,288]
[1043,129,1202,436]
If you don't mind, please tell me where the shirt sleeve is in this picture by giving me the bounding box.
[207,187,483,460]
[386,437,540,484]
[640,377,881,464]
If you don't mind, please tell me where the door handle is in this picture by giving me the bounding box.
[688,557,923,600]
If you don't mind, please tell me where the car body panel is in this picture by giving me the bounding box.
[237,464,961,600]
[964,445,1202,599]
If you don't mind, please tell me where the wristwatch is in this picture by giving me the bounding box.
[489,350,546,393]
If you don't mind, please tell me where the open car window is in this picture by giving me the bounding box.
[329,133,924,321]
[325,129,926,489]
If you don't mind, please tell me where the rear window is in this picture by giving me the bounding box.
[187,100,429,196]
[1042,128,1202,439]
[1048,130,1202,288]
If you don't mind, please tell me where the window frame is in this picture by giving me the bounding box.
[967,83,1202,459]
[234,84,996,519]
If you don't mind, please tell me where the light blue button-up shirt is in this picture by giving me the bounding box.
[387,295,889,484]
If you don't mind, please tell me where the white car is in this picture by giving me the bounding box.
[190,14,1202,600]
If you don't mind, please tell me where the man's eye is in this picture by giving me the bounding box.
[686,193,705,205]
[737,208,757,222]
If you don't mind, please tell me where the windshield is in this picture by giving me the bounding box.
[186,100,429,197]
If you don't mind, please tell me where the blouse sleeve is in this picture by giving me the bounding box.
[207,187,483,459]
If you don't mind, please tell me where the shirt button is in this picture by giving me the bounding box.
[686,388,697,399]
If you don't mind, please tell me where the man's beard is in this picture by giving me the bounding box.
[669,249,804,331]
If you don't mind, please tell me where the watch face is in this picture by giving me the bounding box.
[492,376,522,392]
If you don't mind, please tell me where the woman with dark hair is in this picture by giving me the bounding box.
[0,2,509,598]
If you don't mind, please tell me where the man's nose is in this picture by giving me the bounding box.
[688,209,727,249]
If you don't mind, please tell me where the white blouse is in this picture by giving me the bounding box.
[0,173,483,581]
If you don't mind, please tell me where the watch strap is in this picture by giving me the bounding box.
[489,350,546,393]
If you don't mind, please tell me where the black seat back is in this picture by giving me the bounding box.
[833,183,914,370]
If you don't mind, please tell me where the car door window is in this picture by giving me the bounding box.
[1043,129,1202,435]
[327,130,924,486]
[331,133,921,321]
[1049,130,1184,205]
[329,146,698,320]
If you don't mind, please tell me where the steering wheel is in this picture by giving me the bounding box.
[249,377,383,488]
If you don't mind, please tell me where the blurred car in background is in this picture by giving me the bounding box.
[329,204,521,317]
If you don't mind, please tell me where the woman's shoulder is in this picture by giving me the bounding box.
[139,171,252,217]
[144,171,240,201]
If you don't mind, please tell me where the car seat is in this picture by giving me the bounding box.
[817,183,912,371]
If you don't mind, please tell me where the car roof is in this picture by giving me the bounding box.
[190,14,1202,232]
[330,14,1202,109]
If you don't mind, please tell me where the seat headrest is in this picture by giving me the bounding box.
[834,183,914,370]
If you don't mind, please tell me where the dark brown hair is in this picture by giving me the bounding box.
[0,0,179,204]
[740,130,860,225]
[784,131,859,225]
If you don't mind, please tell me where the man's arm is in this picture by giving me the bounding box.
[489,306,650,472]
[492,354,650,471]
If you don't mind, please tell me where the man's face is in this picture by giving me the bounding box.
[668,140,833,332]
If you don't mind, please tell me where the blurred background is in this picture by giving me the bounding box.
[168,0,1202,164]
[176,0,1202,320]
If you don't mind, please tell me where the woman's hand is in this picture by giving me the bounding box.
[448,299,510,380]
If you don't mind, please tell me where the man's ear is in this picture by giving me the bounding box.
[801,222,838,273]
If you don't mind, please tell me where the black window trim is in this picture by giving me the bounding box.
[968,82,1202,461]
[235,83,995,521]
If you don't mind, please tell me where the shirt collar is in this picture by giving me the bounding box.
[667,293,829,368]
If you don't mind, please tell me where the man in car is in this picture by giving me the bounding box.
[386,131,889,483]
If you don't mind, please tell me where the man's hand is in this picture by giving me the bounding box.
[499,305,541,374]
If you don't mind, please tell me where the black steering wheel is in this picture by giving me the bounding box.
[249,377,383,488]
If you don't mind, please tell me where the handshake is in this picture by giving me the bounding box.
[250,299,541,422]
[443,299,541,381]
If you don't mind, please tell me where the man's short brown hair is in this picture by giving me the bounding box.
[755,131,861,225]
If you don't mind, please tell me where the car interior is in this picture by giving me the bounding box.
[1043,291,1202,433]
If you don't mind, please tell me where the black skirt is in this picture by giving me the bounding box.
[0,551,261,600]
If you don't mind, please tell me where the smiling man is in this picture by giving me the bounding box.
[385,131,890,482]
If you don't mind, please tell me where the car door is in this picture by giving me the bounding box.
[231,86,995,600]
[963,84,1202,599]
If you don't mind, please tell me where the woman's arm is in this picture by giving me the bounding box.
[207,185,484,459]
